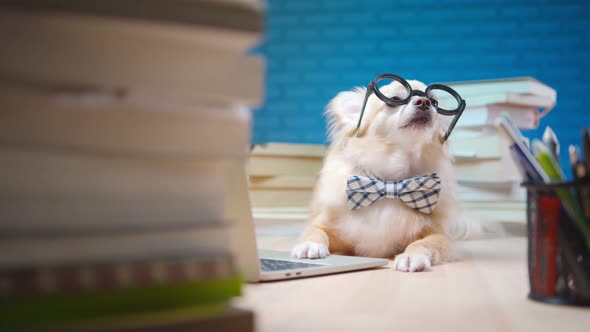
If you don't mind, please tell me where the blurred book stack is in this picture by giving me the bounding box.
[442,77,557,225]
[248,143,326,208]
[0,1,262,331]
[247,143,325,227]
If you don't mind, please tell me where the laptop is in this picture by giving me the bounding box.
[225,163,389,282]
[254,248,389,282]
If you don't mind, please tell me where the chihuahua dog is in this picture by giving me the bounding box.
[291,79,461,272]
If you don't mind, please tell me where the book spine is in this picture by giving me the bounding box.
[0,88,252,158]
[0,226,233,267]
[0,254,236,294]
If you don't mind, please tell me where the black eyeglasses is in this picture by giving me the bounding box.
[354,73,466,142]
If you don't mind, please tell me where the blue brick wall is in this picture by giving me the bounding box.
[253,0,590,171]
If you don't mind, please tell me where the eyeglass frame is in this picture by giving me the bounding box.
[353,73,466,142]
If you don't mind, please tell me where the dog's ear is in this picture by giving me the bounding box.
[325,87,366,139]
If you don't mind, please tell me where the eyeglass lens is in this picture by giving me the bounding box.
[425,87,460,113]
[374,76,411,103]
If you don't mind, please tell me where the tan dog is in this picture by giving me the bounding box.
[291,80,460,272]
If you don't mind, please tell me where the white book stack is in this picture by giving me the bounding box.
[0,1,261,330]
[441,77,557,225]
[248,143,327,209]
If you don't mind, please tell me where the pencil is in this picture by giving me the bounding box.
[533,140,590,249]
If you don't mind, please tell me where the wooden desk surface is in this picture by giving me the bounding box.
[234,222,590,332]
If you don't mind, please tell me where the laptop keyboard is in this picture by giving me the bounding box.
[259,258,323,272]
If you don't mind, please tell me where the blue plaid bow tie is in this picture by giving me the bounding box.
[346,173,442,214]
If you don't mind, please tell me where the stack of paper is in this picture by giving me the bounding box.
[0,1,261,331]
[443,77,557,224]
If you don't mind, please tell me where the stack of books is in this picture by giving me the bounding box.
[248,143,327,208]
[443,77,557,225]
[0,1,261,331]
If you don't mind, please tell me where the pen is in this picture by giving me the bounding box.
[543,126,559,161]
[536,196,561,296]
[533,140,590,249]
[498,114,549,182]
[497,124,533,180]
[569,145,590,219]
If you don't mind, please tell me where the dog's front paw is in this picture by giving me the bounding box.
[393,253,431,272]
[291,241,330,259]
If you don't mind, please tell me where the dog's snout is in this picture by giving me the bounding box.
[413,97,431,110]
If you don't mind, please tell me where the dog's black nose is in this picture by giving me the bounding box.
[413,97,431,111]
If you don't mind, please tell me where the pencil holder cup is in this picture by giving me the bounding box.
[522,178,590,306]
